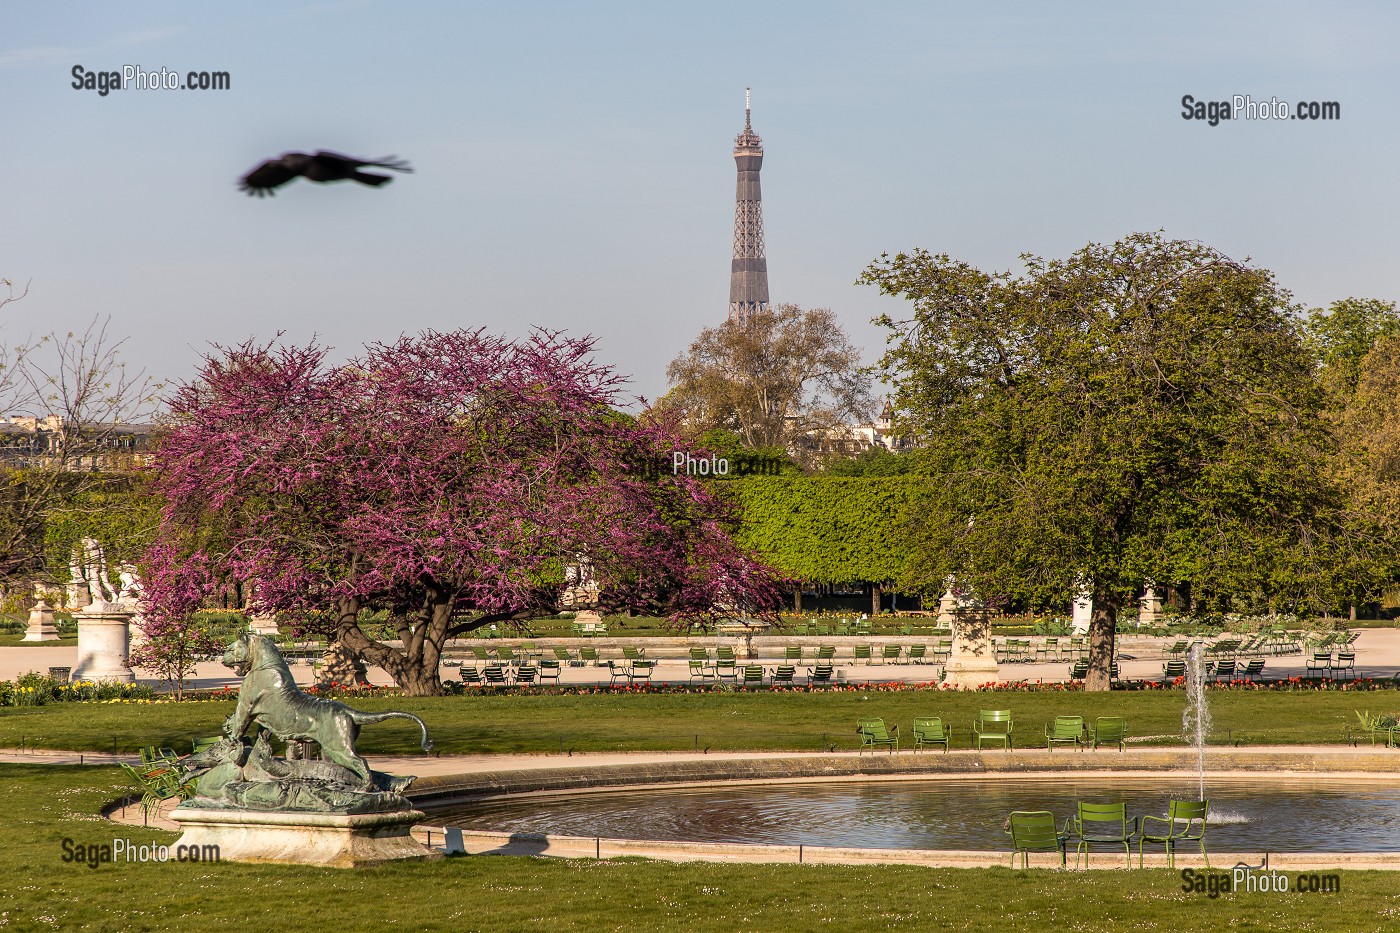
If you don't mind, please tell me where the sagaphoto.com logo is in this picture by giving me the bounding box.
[71,64,230,97]
[1181,94,1340,126]
[61,837,220,868]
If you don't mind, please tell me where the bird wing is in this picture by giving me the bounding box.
[239,159,300,196]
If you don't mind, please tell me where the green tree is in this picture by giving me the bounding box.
[661,304,873,469]
[1331,334,1400,614]
[1304,298,1400,397]
[727,476,916,612]
[860,232,1357,690]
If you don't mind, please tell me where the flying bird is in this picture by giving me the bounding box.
[238,150,413,197]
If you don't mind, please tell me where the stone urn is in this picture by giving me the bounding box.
[716,617,772,660]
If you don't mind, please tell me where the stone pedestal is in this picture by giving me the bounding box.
[170,806,436,867]
[1071,593,1093,635]
[317,640,369,687]
[1139,588,1163,626]
[941,608,1000,689]
[717,619,772,660]
[72,603,135,683]
[250,612,279,636]
[22,600,59,642]
[935,590,958,625]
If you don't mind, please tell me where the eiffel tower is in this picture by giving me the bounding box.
[728,88,770,326]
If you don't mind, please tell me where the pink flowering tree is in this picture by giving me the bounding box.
[130,544,225,700]
[146,329,783,695]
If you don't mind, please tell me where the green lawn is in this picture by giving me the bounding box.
[0,763,1396,931]
[0,633,78,648]
[3,688,1396,756]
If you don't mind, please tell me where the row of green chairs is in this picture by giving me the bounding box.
[1305,649,1357,678]
[1042,715,1128,752]
[461,661,562,687]
[693,662,834,686]
[858,713,1128,753]
[1161,657,1268,681]
[1067,659,1121,681]
[1008,799,1208,869]
[790,618,872,637]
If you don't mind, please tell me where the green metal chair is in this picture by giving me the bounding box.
[740,664,765,688]
[1006,810,1067,869]
[1066,801,1137,868]
[853,644,872,665]
[809,662,835,684]
[856,718,899,755]
[621,646,644,662]
[816,645,837,663]
[912,717,950,753]
[554,646,580,666]
[538,659,561,685]
[1305,650,1333,678]
[190,736,221,755]
[881,644,903,664]
[715,659,738,682]
[1089,716,1128,751]
[578,646,601,666]
[716,645,737,663]
[783,645,804,663]
[689,659,714,683]
[1138,799,1208,868]
[1240,657,1266,681]
[628,660,657,684]
[906,643,928,664]
[1162,659,1186,680]
[1044,715,1085,752]
[972,709,1013,750]
[460,666,483,685]
[771,664,797,686]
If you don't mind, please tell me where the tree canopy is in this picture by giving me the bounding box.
[661,304,872,468]
[860,232,1364,689]
[726,476,917,589]
[147,329,782,694]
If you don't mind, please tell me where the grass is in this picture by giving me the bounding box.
[0,633,79,648]
[3,688,1398,756]
[1,763,1398,931]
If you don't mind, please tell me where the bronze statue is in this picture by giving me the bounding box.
[221,632,432,790]
[179,633,432,814]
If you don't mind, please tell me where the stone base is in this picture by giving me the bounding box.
[941,655,1001,690]
[73,612,135,684]
[21,626,60,642]
[170,806,437,867]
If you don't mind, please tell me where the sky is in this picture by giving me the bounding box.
[2,1,1397,408]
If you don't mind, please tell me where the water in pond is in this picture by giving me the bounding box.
[429,778,1400,852]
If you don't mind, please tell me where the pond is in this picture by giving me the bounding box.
[428,777,1400,852]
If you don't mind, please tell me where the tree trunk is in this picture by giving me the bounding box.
[794,586,802,612]
[871,582,882,616]
[332,595,448,696]
[1085,588,1119,692]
